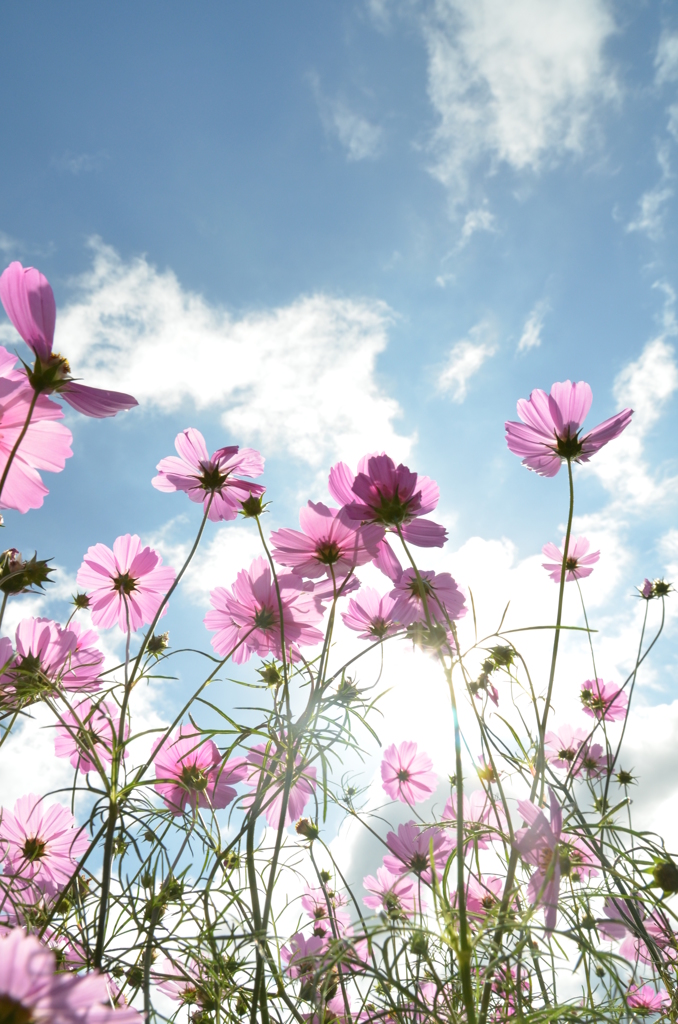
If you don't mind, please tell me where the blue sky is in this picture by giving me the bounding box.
[1,0,678,844]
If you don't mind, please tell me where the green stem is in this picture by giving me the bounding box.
[0,388,39,502]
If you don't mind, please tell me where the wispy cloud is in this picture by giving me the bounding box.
[437,320,497,402]
[310,74,383,162]
[655,29,678,86]
[517,299,549,353]
[51,151,109,175]
[627,144,673,242]
[457,203,496,248]
[56,238,412,468]
[423,0,617,199]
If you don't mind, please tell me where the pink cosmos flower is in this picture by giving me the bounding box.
[152,428,265,521]
[505,380,633,478]
[54,698,128,774]
[271,502,384,580]
[390,568,466,626]
[204,556,324,664]
[244,740,317,827]
[544,725,588,773]
[0,346,72,512]
[443,790,507,849]
[363,866,421,918]
[152,726,247,816]
[616,904,678,965]
[640,578,654,598]
[0,794,90,900]
[76,535,176,633]
[577,742,608,778]
[627,983,671,1012]
[0,618,105,707]
[381,741,437,804]
[328,454,446,582]
[281,932,328,980]
[155,958,203,1002]
[580,678,628,722]
[541,536,600,582]
[514,789,563,932]
[301,886,351,937]
[341,587,399,641]
[0,928,140,1023]
[383,821,452,884]
[465,875,504,919]
[0,261,137,418]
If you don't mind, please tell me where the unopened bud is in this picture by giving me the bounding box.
[295,817,319,841]
[651,859,678,894]
[147,631,169,656]
[240,492,266,518]
[73,591,91,609]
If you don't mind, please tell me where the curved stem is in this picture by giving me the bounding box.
[0,388,39,502]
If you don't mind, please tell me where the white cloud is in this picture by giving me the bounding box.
[655,30,678,86]
[56,239,412,468]
[437,320,497,401]
[310,74,383,162]
[583,287,678,509]
[457,202,496,248]
[51,151,109,175]
[424,0,617,197]
[517,299,549,353]
[627,145,673,242]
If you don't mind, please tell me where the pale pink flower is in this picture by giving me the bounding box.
[152,726,247,816]
[0,794,90,899]
[204,556,324,664]
[514,789,563,931]
[0,261,137,419]
[363,866,421,918]
[54,698,128,774]
[301,886,351,936]
[627,983,671,1012]
[640,578,654,599]
[443,790,507,849]
[381,741,437,804]
[390,568,466,626]
[152,428,265,521]
[466,875,504,919]
[597,897,630,941]
[244,740,317,827]
[281,932,328,980]
[618,906,677,965]
[580,678,628,722]
[271,501,384,580]
[0,927,140,1023]
[541,536,600,582]
[0,618,104,706]
[155,958,203,1002]
[544,725,588,773]
[0,347,72,513]
[383,821,452,883]
[505,380,633,477]
[341,587,399,641]
[577,742,608,778]
[76,535,176,633]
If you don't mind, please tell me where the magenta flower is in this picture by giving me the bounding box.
[155,958,203,1002]
[640,578,654,598]
[341,586,400,640]
[152,726,247,816]
[0,794,89,899]
[244,740,317,827]
[0,261,137,419]
[577,742,608,778]
[381,741,437,804]
[505,380,633,477]
[465,875,504,919]
[204,556,324,664]
[271,501,384,580]
[542,536,600,582]
[544,725,588,773]
[0,347,73,513]
[281,932,328,979]
[54,698,128,774]
[152,428,265,521]
[390,568,466,626]
[76,534,176,633]
[0,928,140,1023]
[383,821,452,883]
[580,678,628,722]
[627,983,671,1012]
[514,789,563,931]
[0,618,104,707]
[443,790,507,849]
[619,908,677,965]
[363,866,421,918]
[301,885,351,936]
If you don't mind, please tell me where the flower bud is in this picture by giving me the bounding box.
[295,817,319,841]
[240,492,267,518]
[147,631,169,656]
[72,591,91,609]
[651,859,678,893]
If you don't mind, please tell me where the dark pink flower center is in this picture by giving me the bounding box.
[407,577,432,602]
[396,768,411,782]
[481,894,496,910]
[581,689,606,713]
[0,995,33,1024]
[409,852,429,874]
[315,540,341,565]
[537,846,554,873]
[368,616,389,638]
[112,572,137,595]
[565,557,579,571]
[22,835,47,862]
